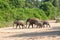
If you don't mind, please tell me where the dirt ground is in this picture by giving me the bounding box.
[0,21,60,40]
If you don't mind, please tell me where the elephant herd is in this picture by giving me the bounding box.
[13,18,50,29]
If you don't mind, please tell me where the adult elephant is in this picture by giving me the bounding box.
[26,18,40,28]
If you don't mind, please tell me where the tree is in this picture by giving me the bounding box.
[40,2,57,19]
[52,0,59,9]
[25,0,41,8]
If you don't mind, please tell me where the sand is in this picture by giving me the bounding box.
[0,22,60,40]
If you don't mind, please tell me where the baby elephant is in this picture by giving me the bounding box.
[42,21,50,28]
[35,21,43,28]
[13,20,25,29]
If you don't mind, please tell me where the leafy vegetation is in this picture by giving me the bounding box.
[0,0,60,27]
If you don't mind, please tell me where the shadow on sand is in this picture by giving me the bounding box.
[8,31,60,37]
[51,26,60,31]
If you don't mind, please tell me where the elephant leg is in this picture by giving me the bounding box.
[19,25,20,28]
[48,24,50,27]
[46,24,50,28]
[46,25,48,28]
[40,25,43,28]
[38,25,40,28]
[39,26,42,28]
[26,24,27,28]
[36,25,38,28]
[22,25,24,29]
[32,24,33,28]
[28,24,30,28]
[43,25,46,28]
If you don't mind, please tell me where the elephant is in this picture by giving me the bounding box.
[13,20,25,29]
[26,18,40,28]
[35,21,43,28]
[42,21,50,28]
